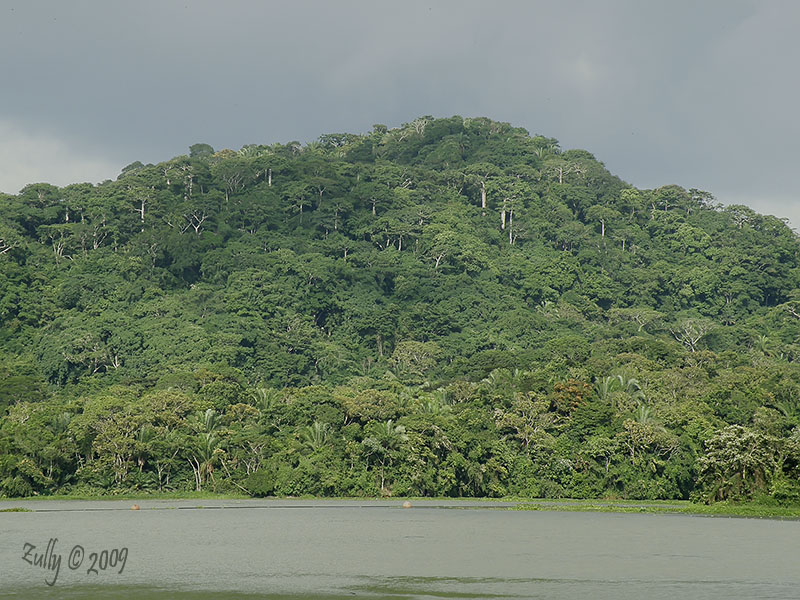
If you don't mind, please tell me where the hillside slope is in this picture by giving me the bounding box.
[1,116,799,502]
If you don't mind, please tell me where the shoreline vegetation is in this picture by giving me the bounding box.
[2,493,799,520]
[3,117,800,506]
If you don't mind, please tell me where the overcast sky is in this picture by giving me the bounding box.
[2,0,799,227]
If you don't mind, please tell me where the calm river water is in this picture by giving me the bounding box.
[1,499,797,599]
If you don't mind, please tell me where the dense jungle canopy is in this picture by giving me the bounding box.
[2,116,800,502]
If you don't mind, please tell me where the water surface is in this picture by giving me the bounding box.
[1,499,797,599]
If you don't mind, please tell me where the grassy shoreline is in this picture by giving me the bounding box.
[513,498,800,519]
[0,491,250,501]
[1,492,799,519]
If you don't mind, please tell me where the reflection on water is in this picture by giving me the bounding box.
[1,499,798,599]
[2,579,799,600]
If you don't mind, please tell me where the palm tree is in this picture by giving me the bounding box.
[202,408,218,434]
[633,403,665,433]
[634,403,654,426]
[617,374,646,402]
[188,409,221,491]
[192,432,221,491]
[397,386,419,414]
[134,424,156,471]
[380,419,408,443]
[301,421,330,452]
[482,368,526,400]
[594,376,616,403]
[251,387,281,413]
[595,374,646,412]
[418,388,452,415]
[754,334,773,356]
[362,420,408,494]
[421,398,446,415]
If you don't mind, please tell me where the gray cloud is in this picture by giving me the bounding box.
[1,0,798,227]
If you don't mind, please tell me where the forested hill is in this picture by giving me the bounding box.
[2,115,800,502]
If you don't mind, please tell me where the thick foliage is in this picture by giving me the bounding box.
[1,116,800,501]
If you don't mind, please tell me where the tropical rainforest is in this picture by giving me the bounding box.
[2,116,800,503]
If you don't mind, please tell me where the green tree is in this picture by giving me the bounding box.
[362,419,408,494]
[189,143,215,158]
[697,425,777,502]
